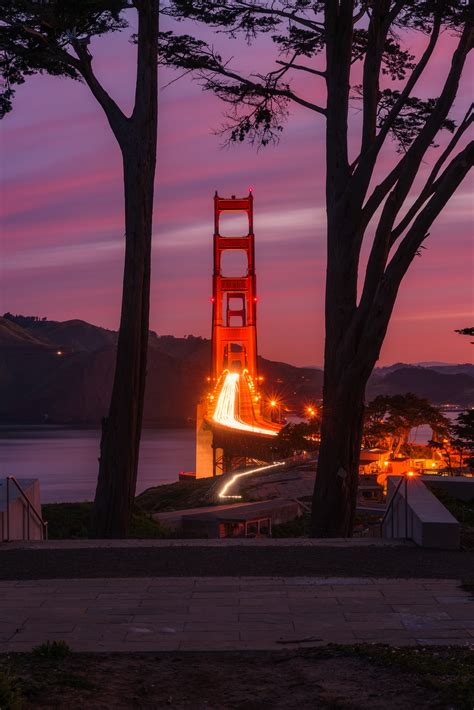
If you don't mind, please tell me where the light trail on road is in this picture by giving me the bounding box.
[212,372,279,437]
[218,461,285,499]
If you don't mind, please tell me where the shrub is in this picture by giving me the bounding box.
[32,641,71,659]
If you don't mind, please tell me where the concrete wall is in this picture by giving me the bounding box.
[0,479,43,542]
[383,476,460,549]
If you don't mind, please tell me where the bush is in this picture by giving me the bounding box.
[32,641,71,659]
[42,503,171,539]
[272,513,311,537]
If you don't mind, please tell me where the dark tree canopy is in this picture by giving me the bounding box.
[363,392,450,454]
[455,326,474,340]
[0,1,132,120]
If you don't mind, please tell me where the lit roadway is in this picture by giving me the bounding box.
[212,372,279,438]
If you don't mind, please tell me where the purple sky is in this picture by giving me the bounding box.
[0,19,473,366]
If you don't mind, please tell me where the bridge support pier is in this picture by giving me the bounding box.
[196,402,223,478]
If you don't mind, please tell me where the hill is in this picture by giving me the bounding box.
[366,366,474,406]
[0,316,323,426]
[0,315,471,425]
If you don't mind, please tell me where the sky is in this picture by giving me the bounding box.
[0,13,473,367]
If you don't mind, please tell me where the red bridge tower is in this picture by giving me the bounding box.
[211,191,258,380]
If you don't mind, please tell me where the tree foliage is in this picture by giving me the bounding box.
[0,1,130,119]
[430,410,474,471]
[274,419,321,457]
[455,326,474,342]
[363,393,450,455]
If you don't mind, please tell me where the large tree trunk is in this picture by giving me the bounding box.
[91,2,158,538]
[311,348,368,538]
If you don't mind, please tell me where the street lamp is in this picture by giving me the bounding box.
[269,399,281,424]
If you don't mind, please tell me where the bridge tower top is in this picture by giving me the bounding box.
[211,190,258,381]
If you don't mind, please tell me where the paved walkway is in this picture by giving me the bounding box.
[0,576,472,652]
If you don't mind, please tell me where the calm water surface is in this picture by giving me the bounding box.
[0,427,195,503]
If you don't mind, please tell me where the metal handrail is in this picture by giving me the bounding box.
[5,476,48,542]
[380,475,405,539]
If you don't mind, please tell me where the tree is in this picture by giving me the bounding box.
[159,0,473,535]
[1,0,159,537]
[275,420,321,458]
[363,393,450,455]
[448,410,474,469]
[455,327,474,343]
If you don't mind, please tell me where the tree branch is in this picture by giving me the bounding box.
[275,60,326,78]
[390,103,473,242]
[356,17,472,328]
[71,38,128,142]
[360,0,392,155]
[385,141,474,289]
[354,10,442,223]
[209,65,326,115]
[233,1,323,31]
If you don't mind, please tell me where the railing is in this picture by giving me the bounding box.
[380,475,410,541]
[5,476,48,542]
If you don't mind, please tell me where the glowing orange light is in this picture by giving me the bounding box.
[407,471,415,477]
[218,461,283,499]
[270,400,277,407]
[212,372,278,437]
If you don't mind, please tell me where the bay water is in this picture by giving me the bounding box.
[0,427,195,503]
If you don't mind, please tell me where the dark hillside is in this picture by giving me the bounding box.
[0,316,471,425]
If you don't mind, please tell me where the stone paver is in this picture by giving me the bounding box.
[0,577,472,652]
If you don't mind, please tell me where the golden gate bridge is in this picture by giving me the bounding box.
[196,191,282,477]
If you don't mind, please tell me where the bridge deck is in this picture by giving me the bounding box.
[207,372,281,438]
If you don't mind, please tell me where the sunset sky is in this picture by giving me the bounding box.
[0,16,472,367]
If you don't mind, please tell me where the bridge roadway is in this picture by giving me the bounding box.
[207,371,281,438]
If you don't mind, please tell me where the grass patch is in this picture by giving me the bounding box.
[32,640,71,659]
[309,644,474,710]
[135,477,223,513]
[42,502,172,540]
[272,513,311,537]
[56,672,96,690]
[428,489,474,550]
[0,666,22,710]
[2,646,473,709]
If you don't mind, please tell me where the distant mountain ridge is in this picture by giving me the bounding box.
[0,315,472,426]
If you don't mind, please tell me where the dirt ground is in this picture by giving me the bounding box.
[2,646,473,709]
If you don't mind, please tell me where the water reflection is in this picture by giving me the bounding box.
[0,427,195,503]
